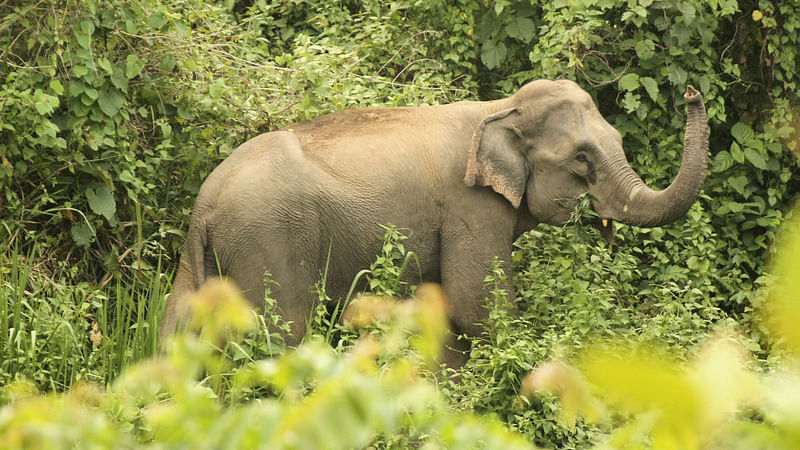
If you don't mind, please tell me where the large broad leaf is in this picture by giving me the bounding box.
[126,54,145,79]
[33,89,59,115]
[619,73,640,92]
[640,76,659,101]
[75,31,91,49]
[506,18,536,43]
[744,147,768,170]
[731,122,755,144]
[727,175,749,195]
[635,39,655,60]
[710,151,735,173]
[86,185,116,222]
[110,66,129,92]
[97,89,124,117]
[481,41,507,70]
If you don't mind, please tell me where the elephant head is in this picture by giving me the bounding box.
[465,79,707,233]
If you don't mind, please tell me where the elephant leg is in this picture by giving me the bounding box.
[439,237,516,370]
[228,252,319,348]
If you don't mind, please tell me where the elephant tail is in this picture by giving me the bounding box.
[161,211,209,346]
[187,214,210,289]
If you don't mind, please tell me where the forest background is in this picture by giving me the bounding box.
[1,0,799,448]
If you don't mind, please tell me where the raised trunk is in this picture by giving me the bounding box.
[614,87,708,226]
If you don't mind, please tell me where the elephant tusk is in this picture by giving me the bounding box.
[599,218,615,245]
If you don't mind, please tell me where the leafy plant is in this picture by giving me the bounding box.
[0,277,533,449]
[522,207,800,449]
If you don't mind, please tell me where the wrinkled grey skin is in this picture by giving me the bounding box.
[162,80,708,366]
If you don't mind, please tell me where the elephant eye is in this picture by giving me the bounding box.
[576,153,588,163]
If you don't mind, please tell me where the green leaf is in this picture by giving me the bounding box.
[118,169,136,184]
[49,79,64,96]
[209,80,226,99]
[68,80,85,97]
[725,201,744,213]
[687,256,709,273]
[672,23,691,45]
[635,39,655,60]
[677,2,696,23]
[621,92,641,113]
[97,89,124,117]
[33,89,59,115]
[698,75,711,95]
[80,19,95,35]
[84,87,99,100]
[159,54,177,72]
[175,20,189,36]
[668,65,687,85]
[506,18,536,43]
[731,122,755,144]
[75,31,91,49]
[730,141,744,163]
[73,65,89,78]
[744,147,768,170]
[71,223,96,247]
[480,41,506,70]
[86,185,116,222]
[147,12,168,29]
[619,73,640,91]
[98,57,113,75]
[111,66,129,92]
[126,54,145,79]
[640,76,659,101]
[711,151,735,173]
[728,175,748,195]
[177,105,194,120]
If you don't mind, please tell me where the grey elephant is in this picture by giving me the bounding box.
[162,79,708,366]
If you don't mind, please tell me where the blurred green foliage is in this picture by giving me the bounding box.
[0,276,532,449]
[1,0,800,447]
[522,209,800,449]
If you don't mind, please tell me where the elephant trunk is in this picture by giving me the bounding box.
[610,87,708,227]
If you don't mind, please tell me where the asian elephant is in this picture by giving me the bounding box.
[162,79,708,366]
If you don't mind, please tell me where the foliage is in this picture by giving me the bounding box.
[0,278,531,449]
[522,209,800,449]
[365,224,420,298]
[0,0,471,286]
[0,244,164,390]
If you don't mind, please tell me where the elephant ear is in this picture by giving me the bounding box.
[464,107,528,208]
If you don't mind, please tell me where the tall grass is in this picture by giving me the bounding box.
[0,243,167,390]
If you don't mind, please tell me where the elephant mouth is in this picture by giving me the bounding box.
[596,217,615,244]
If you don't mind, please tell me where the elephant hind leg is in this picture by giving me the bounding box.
[230,256,319,348]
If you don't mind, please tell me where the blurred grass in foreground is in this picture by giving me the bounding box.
[0,279,531,449]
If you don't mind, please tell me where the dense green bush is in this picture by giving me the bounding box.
[1,0,799,448]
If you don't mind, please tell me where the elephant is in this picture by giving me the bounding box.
[161,79,708,367]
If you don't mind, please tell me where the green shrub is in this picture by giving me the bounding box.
[521,207,800,449]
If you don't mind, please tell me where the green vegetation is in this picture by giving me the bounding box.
[1,0,799,448]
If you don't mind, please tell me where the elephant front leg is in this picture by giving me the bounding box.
[439,240,516,370]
